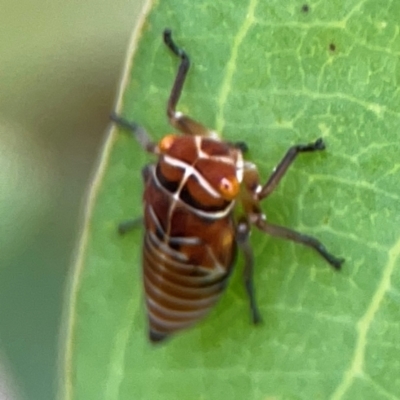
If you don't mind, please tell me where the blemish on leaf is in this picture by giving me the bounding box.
[301,4,310,13]
[329,43,336,52]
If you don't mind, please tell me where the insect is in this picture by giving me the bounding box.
[111,29,344,343]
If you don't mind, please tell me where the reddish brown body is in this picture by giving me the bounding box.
[112,29,344,343]
[142,136,243,340]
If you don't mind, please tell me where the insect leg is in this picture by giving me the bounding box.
[118,165,150,234]
[258,138,325,200]
[254,217,344,270]
[110,112,157,153]
[163,29,190,121]
[163,29,213,136]
[118,217,143,235]
[236,218,262,324]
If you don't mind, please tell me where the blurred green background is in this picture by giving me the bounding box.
[0,1,144,398]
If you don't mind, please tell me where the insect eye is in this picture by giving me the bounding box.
[159,134,177,152]
[219,177,239,200]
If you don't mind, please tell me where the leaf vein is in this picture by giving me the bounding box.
[215,0,258,133]
[272,89,400,118]
[330,235,400,399]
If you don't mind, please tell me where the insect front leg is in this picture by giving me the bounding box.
[236,217,262,324]
[257,138,325,200]
[241,140,344,270]
[163,29,214,137]
[110,112,157,154]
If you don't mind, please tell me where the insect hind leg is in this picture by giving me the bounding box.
[236,218,262,324]
[254,218,344,270]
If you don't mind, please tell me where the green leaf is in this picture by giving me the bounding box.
[61,1,400,399]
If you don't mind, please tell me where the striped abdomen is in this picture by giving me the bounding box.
[142,135,243,342]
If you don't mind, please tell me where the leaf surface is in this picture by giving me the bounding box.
[62,1,400,399]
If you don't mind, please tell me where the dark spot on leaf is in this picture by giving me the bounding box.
[301,4,310,13]
[329,43,336,52]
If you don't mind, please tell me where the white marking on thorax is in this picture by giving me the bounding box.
[151,164,234,223]
[195,136,244,187]
[163,155,222,198]
[195,135,237,165]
